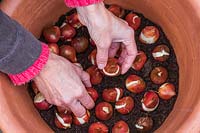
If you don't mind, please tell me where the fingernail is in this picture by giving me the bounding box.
[98,64,105,69]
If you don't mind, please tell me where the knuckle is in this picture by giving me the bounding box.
[73,65,82,73]
[74,108,85,117]
[83,72,90,80]
[63,97,73,106]
[46,99,54,105]
[97,40,110,49]
[97,44,107,50]
[75,89,85,98]
[127,28,135,36]
[55,101,63,107]
[96,54,108,62]
[51,99,60,106]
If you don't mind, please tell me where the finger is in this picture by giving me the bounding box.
[68,100,86,117]
[34,77,54,104]
[118,45,126,64]
[72,64,92,87]
[78,91,95,110]
[96,43,110,69]
[72,64,82,74]
[73,63,83,70]
[80,71,92,87]
[108,42,120,58]
[121,40,137,74]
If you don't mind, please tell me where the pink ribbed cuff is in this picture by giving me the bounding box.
[64,0,103,7]
[8,43,49,85]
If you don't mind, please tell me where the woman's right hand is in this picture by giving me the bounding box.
[33,52,94,117]
[77,2,137,74]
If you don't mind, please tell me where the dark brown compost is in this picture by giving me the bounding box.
[28,6,179,133]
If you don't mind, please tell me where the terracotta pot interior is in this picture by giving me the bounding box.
[0,0,200,132]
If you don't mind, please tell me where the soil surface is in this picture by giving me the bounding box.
[28,6,179,133]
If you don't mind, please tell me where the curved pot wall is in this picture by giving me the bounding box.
[0,0,200,132]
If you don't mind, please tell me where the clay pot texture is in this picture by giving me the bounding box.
[0,0,200,132]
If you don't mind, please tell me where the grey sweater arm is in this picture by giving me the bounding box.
[0,10,42,74]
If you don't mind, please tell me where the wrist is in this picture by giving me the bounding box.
[8,43,49,85]
[77,2,109,26]
[64,0,103,8]
[76,2,105,14]
[33,51,55,81]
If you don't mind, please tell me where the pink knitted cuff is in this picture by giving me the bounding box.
[64,0,103,7]
[8,43,49,85]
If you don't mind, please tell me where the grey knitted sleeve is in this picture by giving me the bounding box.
[0,10,42,74]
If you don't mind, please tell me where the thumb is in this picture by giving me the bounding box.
[96,44,110,69]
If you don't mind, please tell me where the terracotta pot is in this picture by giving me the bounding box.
[0,0,200,132]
